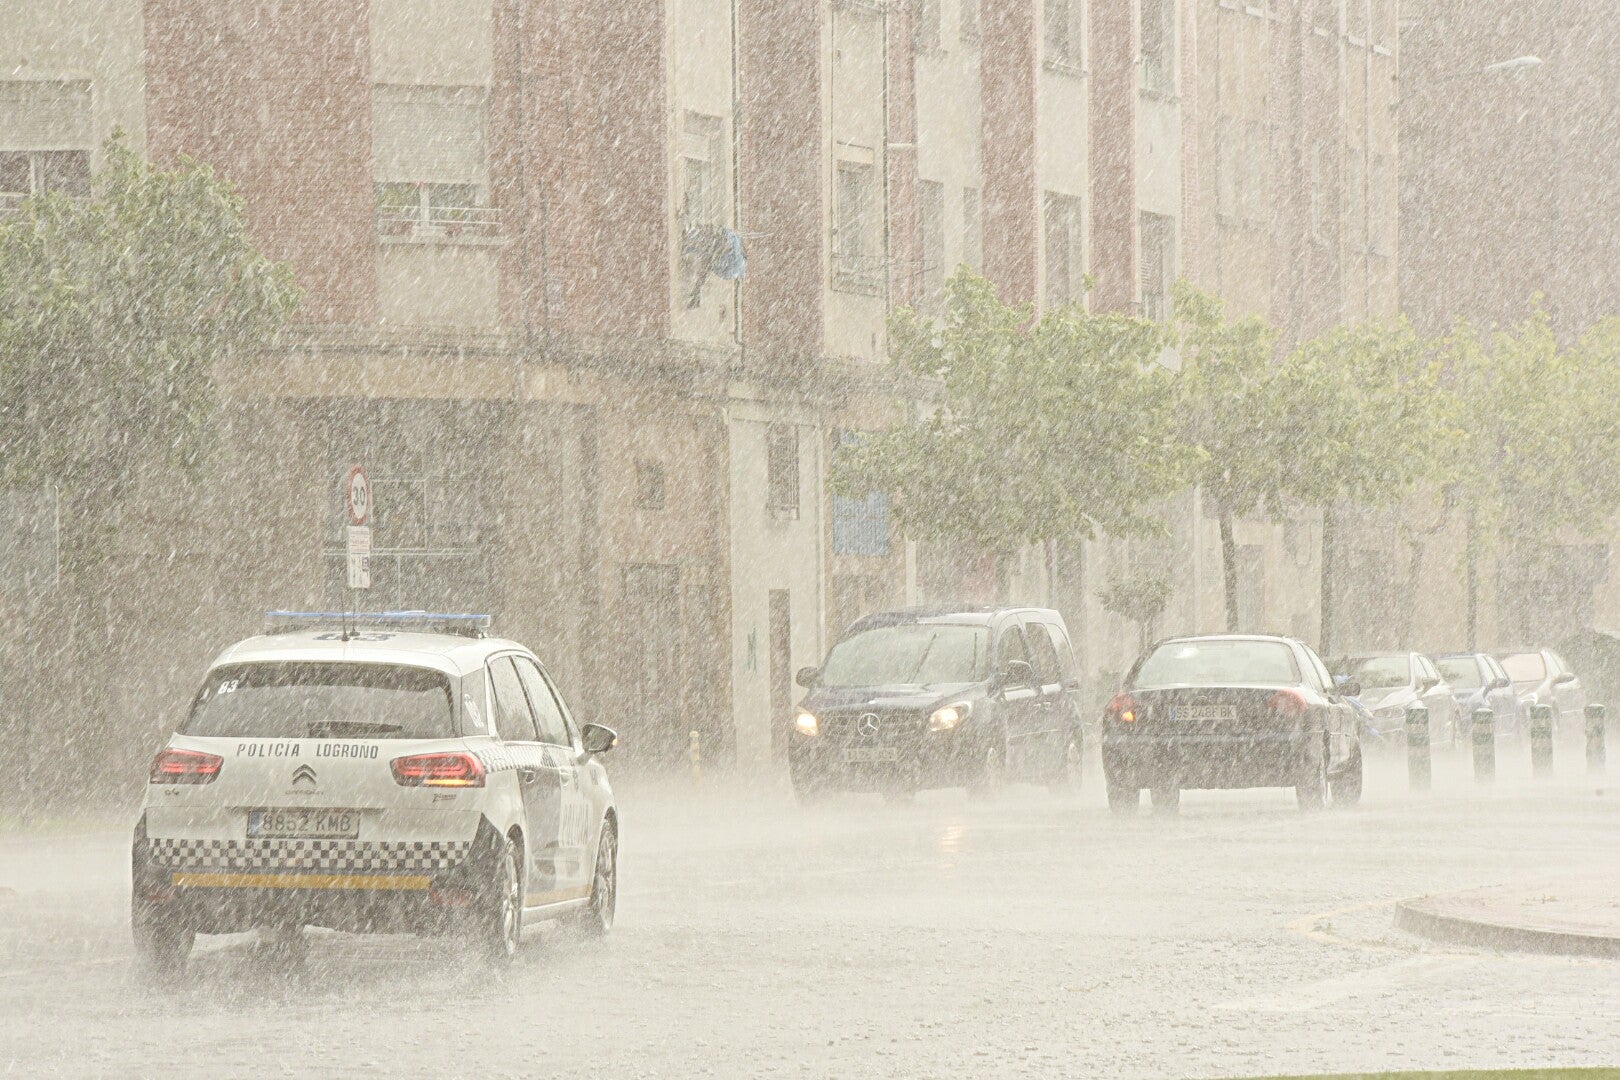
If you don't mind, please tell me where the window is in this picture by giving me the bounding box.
[997,626,1030,673]
[636,460,667,510]
[960,0,981,43]
[1346,145,1366,251]
[832,432,890,556]
[767,425,800,519]
[1141,0,1175,96]
[184,663,455,740]
[914,0,942,52]
[0,150,89,210]
[1134,640,1301,689]
[1309,139,1329,245]
[918,179,946,308]
[1026,622,1062,688]
[1369,152,1393,256]
[488,657,540,743]
[1044,192,1085,310]
[820,624,991,687]
[835,157,879,287]
[372,84,495,236]
[962,186,982,271]
[513,657,570,746]
[1044,0,1083,70]
[1303,647,1335,693]
[1242,120,1271,228]
[1216,116,1240,222]
[1139,211,1175,322]
[0,80,93,213]
[679,111,726,229]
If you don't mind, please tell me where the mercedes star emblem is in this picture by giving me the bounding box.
[857,713,881,737]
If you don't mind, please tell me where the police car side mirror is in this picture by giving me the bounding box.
[581,723,618,755]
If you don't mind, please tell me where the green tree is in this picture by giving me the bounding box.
[1172,284,1290,631]
[831,270,1197,596]
[0,137,298,800]
[1437,309,1620,646]
[1287,320,1451,654]
[0,137,298,512]
[1097,568,1173,653]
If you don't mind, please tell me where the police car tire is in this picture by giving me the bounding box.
[132,898,194,973]
[570,819,617,938]
[466,834,522,964]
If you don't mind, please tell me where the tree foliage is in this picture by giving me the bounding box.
[830,270,1198,570]
[0,137,299,504]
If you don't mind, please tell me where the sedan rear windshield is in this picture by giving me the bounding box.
[1436,657,1482,689]
[1501,653,1546,682]
[819,624,990,688]
[183,663,455,740]
[1133,640,1300,689]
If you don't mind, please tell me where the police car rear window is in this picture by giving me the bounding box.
[182,663,455,740]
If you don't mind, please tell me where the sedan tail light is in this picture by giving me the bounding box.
[1105,693,1139,723]
[149,748,223,785]
[391,751,486,788]
[1267,689,1309,721]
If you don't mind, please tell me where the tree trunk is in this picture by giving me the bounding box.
[1319,504,1337,656]
[1219,508,1240,632]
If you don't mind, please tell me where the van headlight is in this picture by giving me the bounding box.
[929,702,972,732]
[794,709,819,737]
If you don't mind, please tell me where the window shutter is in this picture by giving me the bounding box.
[0,81,92,150]
[371,85,487,185]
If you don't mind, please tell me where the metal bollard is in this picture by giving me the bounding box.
[1406,703,1431,791]
[1586,704,1607,776]
[1530,704,1555,778]
[1472,707,1495,784]
[688,730,702,788]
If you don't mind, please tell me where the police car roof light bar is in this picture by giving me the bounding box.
[264,611,494,639]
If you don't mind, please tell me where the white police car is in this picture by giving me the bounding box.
[132,612,618,970]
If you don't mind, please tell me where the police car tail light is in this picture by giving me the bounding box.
[149,748,223,785]
[390,752,486,788]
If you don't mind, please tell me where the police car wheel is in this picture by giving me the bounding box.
[132,898,194,974]
[573,819,617,937]
[467,834,522,963]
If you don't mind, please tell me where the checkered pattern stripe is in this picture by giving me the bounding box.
[150,838,472,875]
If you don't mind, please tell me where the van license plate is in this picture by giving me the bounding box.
[843,747,898,764]
[247,809,361,839]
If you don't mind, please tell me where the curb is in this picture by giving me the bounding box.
[1395,895,1620,959]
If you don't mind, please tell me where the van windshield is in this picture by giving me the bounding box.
[182,663,455,739]
[819,624,990,688]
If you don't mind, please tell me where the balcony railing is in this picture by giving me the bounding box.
[376,204,502,242]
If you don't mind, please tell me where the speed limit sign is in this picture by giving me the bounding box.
[345,465,371,526]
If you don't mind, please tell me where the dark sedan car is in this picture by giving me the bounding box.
[789,606,1084,803]
[1102,634,1363,814]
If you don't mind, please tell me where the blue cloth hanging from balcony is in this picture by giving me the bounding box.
[713,227,747,281]
[682,224,748,307]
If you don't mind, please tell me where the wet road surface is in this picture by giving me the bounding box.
[3,745,1618,1079]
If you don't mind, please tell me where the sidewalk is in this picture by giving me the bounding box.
[1396,874,1620,958]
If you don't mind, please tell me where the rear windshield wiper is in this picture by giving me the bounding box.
[305,720,405,737]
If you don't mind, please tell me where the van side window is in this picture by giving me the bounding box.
[998,626,1029,673]
[1025,622,1062,688]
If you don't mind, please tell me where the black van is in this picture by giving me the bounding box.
[789,606,1084,803]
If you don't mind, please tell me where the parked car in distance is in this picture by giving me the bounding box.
[1102,634,1362,814]
[1331,651,1460,745]
[1433,652,1523,739]
[1495,648,1586,731]
[790,606,1084,804]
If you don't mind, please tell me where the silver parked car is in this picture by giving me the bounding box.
[1495,649,1586,732]
[1433,652,1525,739]
[1332,652,1461,745]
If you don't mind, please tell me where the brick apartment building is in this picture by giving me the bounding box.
[0,0,1420,791]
